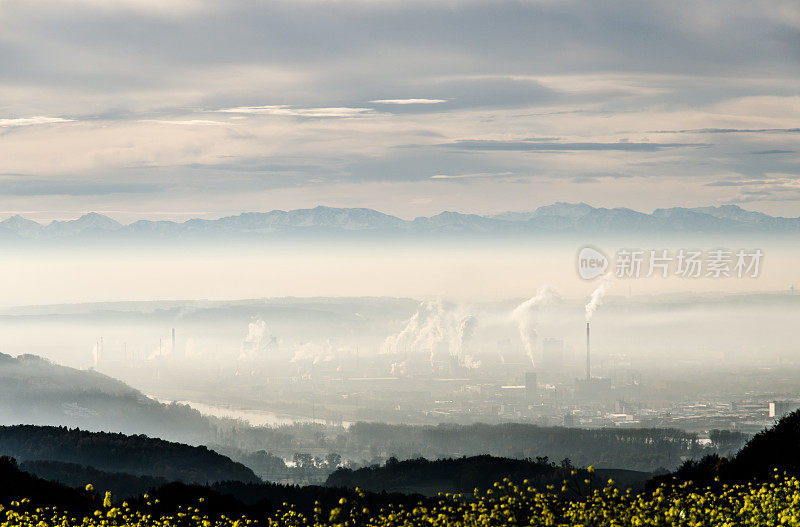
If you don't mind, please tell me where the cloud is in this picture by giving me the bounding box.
[0,179,161,196]
[186,160,325,173]
[706,174,800,206]
[706,181,757,187]
[648,128,800,134]
[706,174,800,188]
[361,78,555,114]
[571,172,634,183]
[0,117,74,127]
[216,105,375,117]
[439,140,708,152]
[139,119,232,126]
[370,99,446,105]
[430,172,514,180]
[0,1,799,216]
[51,0,208,16]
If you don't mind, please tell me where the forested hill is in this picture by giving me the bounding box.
[0,425,259,484]
[654,409,800,487]
[0,454,423,519]
[345,422,730,472]
[325,455,651,496]
[0,456,96,514]
[0,353,217,444]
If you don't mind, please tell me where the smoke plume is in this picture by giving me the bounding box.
[382,301,481,371]
[585,274,612,322]
[241,319,275,359]
[456,315,478,358]
[512,285,557,367]
[382,300,448,368]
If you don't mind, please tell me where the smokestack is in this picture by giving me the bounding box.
[172,328,176,356]
[586,322,590,381]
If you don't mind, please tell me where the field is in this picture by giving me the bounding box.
[4,470,800,527]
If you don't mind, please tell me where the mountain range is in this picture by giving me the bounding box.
[0,204,798,240]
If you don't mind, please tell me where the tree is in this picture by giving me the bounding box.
[325,453,342,469]
[292,453,313,468]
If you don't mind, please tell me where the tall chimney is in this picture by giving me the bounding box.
[172,328,176,356]
[586,322,590,381]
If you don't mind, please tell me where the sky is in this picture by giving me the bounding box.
[1,0,799,222]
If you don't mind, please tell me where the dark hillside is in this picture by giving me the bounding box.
[651,410,800,488]
[326,455,651,496]
[0,456,95,513]
[0,425,259,484]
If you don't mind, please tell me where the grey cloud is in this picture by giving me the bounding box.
[345,148,517,183]
[11,2,799,74]
[571,172,633,183]
[572,177,598,184]
[187,162,326,174]
[0,1,799,215]
[0,179,162,196]
[706,181,751,187]
[732,195,800,204]
[2,0,799,110]
[364,78,556,113]
[649,128,800,134]
[438,140,709,152]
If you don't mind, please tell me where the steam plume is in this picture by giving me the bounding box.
[456,315,478,358]
[585,274,612,322]
[382,301,481,371]
[382,300,448,368]
[241,319,275,359]
[512,285,557,367]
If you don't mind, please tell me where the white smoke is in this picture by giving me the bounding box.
[239,319,277,360]
[291,342,335,364]
[382,301,481,371]
[455,315,478,365]
[511,285,558,367]
[585,274,612,322]
[244,319,268,345]
[382,300,448,365]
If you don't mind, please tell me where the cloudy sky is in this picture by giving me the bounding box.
[1,0,799,222]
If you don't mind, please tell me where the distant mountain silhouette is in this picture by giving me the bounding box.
[1,204,798,240]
